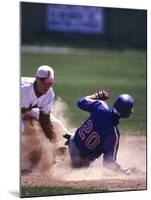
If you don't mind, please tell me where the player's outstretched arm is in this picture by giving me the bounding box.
[77,90,109,112]
[39,111,57,142]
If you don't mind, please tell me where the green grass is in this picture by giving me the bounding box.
[21,49,147,134]
[21,186,108,197]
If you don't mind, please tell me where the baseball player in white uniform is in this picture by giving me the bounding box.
[21,65,60,142]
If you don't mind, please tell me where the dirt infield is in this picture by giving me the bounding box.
[21,176,146,192]
[21,117,146,192]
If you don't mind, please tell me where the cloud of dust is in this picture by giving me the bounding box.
[52,97,75,132]
[21,119,56,175]
[21,98,74,175]
[51,135,146,181]
[118,135,146,172]
[21,99,146,181]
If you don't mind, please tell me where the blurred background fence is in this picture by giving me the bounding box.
[21,2,147,49]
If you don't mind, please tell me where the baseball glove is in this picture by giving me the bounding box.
[95,90,109,100]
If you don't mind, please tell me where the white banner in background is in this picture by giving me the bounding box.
[46,5,104,33]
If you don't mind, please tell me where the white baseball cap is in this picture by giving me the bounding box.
[36,65,55,83]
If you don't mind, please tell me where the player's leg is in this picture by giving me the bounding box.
[68,135,91,168]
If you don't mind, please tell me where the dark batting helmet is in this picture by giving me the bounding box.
[112,94,134,118]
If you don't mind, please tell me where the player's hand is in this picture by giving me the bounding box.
[95,90,109,100]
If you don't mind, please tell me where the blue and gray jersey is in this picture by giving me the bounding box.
[74,98,120,164]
